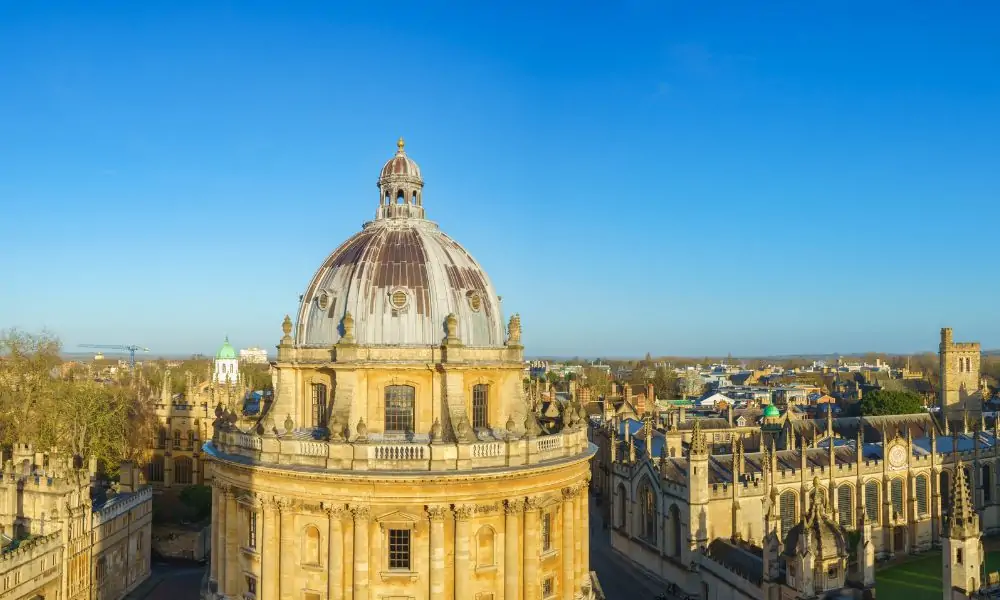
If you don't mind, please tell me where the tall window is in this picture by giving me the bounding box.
[473,384,490,429]
[384,385,415,433]
[157,427,166,449]
[311,383,328,428]
[388,529,411,570]
[780,491,796,538]
[669,504,682,557]
[865,481,880,523]
[960,357,965,372]
[145,455,164,483]
[173,430,180,448]
[983,465,992,503]
[616,484,628,529]
[187,430,195,450]
[838,485,854,528]
[247,510,257,550]
[246,576,257,597]
[174,456,192,485]
[916,475,929,516]
[541,513,552,551]
[639,481,657,543]
[477,526,496,567]
[303,526,320,565]
[941,471,952,515]
[891,478,904,520]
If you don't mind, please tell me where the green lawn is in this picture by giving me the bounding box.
[878,551,1000,599]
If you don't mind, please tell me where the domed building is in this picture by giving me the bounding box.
[205,140,599,600]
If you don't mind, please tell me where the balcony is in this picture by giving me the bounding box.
[206,425,593,473]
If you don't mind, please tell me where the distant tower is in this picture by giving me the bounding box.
[942,460,983,600]
[213,336,239,385]
[940,327,983,419]
[687,419,710,554]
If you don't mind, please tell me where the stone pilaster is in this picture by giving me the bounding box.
[573,485,584,587]
[209,483,220,591]
[504,499,523,600]
[561,488,575,600]
[263,498,280,600]
[278,499,294,600]
[454,505,473,600]
[326,506,345,600]
[427,505,448,599]
[352,505,371,600]
[224,488,239,594]
[581,479,591,590]
[523,498,540,600]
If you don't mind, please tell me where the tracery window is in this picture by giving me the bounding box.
[891,478,904,520]
[780,491,797,538]
[916,475,929,516]
[838,485,854,528]
[311,383,328,428]
[472,384,489,429]
[865,481,880,524]
[638,479,657,543]
[384,385,415,433]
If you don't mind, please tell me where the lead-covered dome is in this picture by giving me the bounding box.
[295,139,505,347]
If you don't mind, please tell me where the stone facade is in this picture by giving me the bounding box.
[940,327,987,419]
[0,449,152,600]
[205,140,599,600]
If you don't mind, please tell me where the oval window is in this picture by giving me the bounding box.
[390,289,408,309]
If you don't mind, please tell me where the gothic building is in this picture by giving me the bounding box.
[204,140,599,600]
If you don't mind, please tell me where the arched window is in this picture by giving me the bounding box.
[669,503,682,557]
[303,526,321,565]
[984,465,993,503]
[864,481,880,524]
[174,456,193,485]
[638,479,657,543]
[384,385,415,433]
[838,485,854,528]
[890,478,904,520]
[616,484,628,530]
[476,526,495,567]
[916,475,929,516]
[941,471,952,515]
[780,491,797,537]
[311,383,328,428]
[472,384,489,429]
[145,455,164,483]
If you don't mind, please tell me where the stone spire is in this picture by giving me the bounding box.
[949,460,980,538]
[689,418,708,456]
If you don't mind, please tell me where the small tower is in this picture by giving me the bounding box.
[940,327,983,419]
[214,336,239,385]
[942,459,983,600]
[687,419,710,552]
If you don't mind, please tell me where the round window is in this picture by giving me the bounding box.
[317,292,329,311]
[390,289,408,310]
[468,292,482,312]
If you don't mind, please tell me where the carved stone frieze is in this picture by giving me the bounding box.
[504,499,525,515]
[426,505,449,521]
[350,505,371,521]
[453,504,474,520]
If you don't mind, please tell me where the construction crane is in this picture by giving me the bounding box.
[79,344,150,369]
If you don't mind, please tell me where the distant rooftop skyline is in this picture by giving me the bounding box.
[3,3,1000,356]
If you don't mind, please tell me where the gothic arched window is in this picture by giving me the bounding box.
[983,465,992,503]
[941,471,952,515]
[669,503,682,557]
[174,456,192,485]
[638,479,657,543]
[864,480,880,524]
[616,483,628,530]
[838,485,854,528]
[780,491,797,537]
[916,474,929,516]
[472,384,489,429]
[890,478,904,520]
[145,455,164,483]
[384,385,415,433]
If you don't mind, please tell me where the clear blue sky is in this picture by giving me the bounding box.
[2,2,999,358]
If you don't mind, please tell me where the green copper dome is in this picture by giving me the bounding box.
[763,404,780,418]
[216,336,237,360]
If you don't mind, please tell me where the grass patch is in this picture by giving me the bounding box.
[879,551,1000,599]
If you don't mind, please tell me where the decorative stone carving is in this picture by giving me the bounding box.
[356,418,368,441]
[430,418,442,443]
[505,414,516,434]
[475,502,500,514]
[350,505,371,521]
[280,315,293,345]
[452,504,474,520]
[340,311,355,344]
[444,313,461,345]
[523,412,541,438]
[523,497,541,511]
[504,499,525,515]
[506,314,522,346]
[323,504,346,518]
[283,414,294,434]
[455,418,471,441]
[426,505,449,521]
[561,486,578,500]
[271,497,291,512]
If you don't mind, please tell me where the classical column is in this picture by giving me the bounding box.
[504,499,523,600]
[561,488,575,600]
[454,505,473,600]
[263,498,280,600]
[209,483,221,590]
[216,485,228,594]
[279,499,295,600]
[326,506,345,600]
[523,498,540,600]
[574,485,584,587]
[428,505,448,599]
[581,480,591,590]
[224,488,239,594]
[352,506,371,600]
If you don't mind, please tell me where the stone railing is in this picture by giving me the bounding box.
[207,426,593,473]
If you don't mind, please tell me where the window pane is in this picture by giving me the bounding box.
[385,386,415,433]
[838,485,853,528]
[865,481,879,523]
[916,475,928,515]
[388,529,411,570]
[473,384,489,429]
[780,492,796,538]
[891,479,903,519]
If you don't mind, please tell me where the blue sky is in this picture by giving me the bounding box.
[2,2,999,358]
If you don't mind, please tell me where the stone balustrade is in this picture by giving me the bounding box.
[207,426,592,472]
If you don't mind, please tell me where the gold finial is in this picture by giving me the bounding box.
[397,137,405,152]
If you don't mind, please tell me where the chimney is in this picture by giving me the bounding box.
[119,461,135,493]
[647,383,655,406]
[624,383,632,406]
